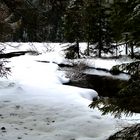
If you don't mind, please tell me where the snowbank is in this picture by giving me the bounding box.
[0,43,140,140]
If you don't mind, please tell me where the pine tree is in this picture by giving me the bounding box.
[82,0,97,55]
[110,0,140,57]
[0,0,12,41]
[83,0,113,57]
[63,0,84,42]
[63,0,85,58]
[127,0,140,47]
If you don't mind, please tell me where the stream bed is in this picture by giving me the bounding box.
[65,68,140,116]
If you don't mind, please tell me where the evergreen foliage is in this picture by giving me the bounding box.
[110,61,140,76]
[1,0,140,57]
[63,0,84,42]
[119,79,140,97]
[0,1,12,41]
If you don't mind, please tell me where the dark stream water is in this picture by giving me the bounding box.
[67,71,140,118]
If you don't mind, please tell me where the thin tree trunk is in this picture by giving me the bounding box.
[76,40,80,58]
[125,43,128,55]
[125,34,128,55]
[115,42,118,57]
[98,0,102,58]
[87,41,90,56]
[98,42,102,58]
[130,42,134,59]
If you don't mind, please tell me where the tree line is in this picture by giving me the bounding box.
[0,0,140,57]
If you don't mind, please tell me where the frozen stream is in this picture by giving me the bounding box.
[0,43,140,140]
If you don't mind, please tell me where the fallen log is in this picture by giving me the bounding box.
[0,51,32,59]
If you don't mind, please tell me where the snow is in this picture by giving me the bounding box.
[0,43,140,140]
[85,68,130,80]
[86,57,133,70]
[0,80,120,140]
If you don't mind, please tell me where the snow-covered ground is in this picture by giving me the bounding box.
[0,43,140,140]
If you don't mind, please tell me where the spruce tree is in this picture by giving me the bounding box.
[83,0,113,57]
[63,0,84,42]
[110,0,140,57]
[63,0,85,58]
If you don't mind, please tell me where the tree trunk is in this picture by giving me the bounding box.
[125,43,128,55]
[130,42,134,59]
[115,42,118,57]
[76,40,80,58]
[87,41,90,56]
[125,34,128,55]
[98,0,102,58]
[98,38,102,58]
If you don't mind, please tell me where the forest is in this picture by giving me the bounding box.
[0,0,140,140]
[0,0,140,57]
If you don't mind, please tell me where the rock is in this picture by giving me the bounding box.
[1,127,6,133]
[1,127,6,130]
